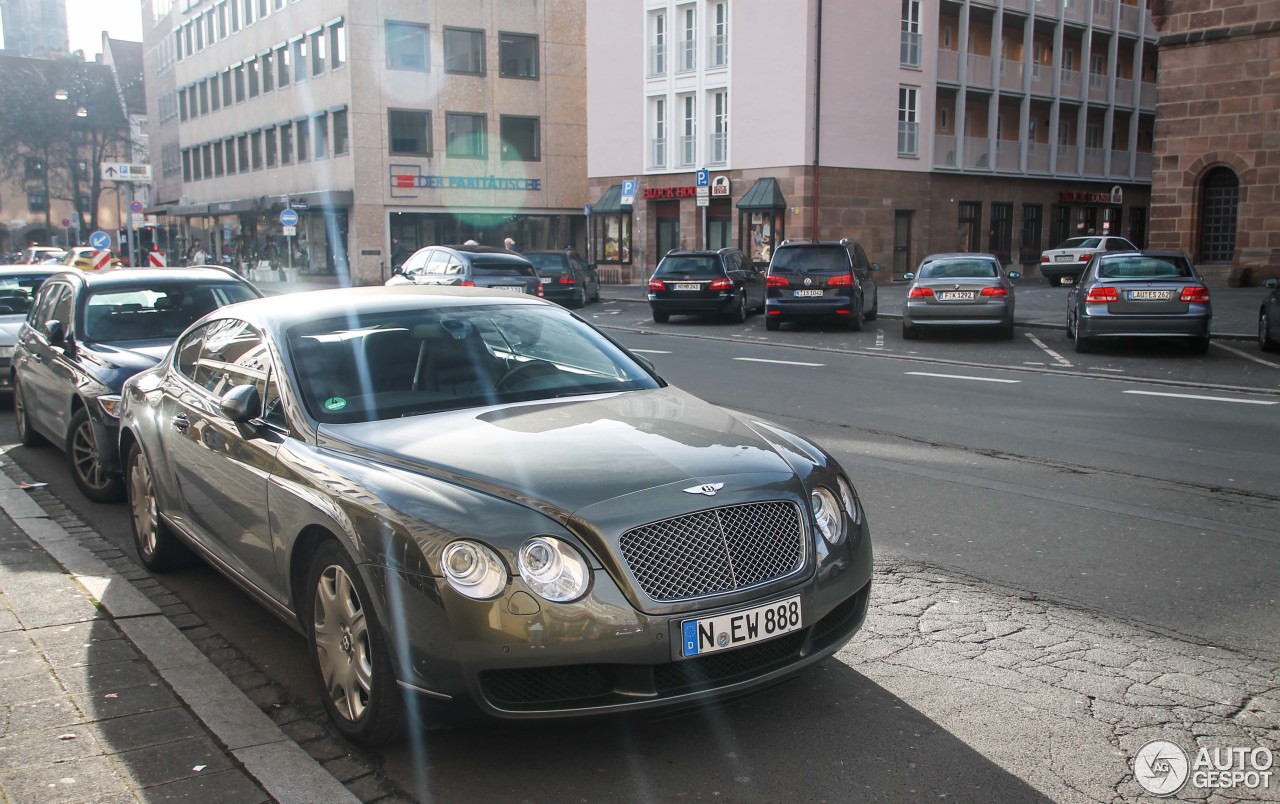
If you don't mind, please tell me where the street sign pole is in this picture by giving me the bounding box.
[286,197,293,276]
[127,184,137,267]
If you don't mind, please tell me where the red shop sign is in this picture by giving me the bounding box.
[642,186,698,199]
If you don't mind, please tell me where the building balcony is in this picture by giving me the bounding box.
[1115,77,1135,106]
[677,40,696,73]
[678,134,695,167]
[968,53,993,88]
[965,136,991,170]
[901,31,921,68]
[651,137,667,169]
[1004,0,1029,13]
[710,131,727,165]
[1110,149,1131,178]
[937,49,960,83]
[648,45,666,77]
[1056,144,1079,173]
[1088,72,1108,103]
[933,135,1152,181]
[1139,80,1156,109]
[1084,147,1106,176]
[1092,0,1112,24]
[1027,143,1050,173]
[935,133,957,167]
[1064,0,1088,25]
[995,138,1020,171]
[1118,2,1141,34]
[1030,63,1053,95]
[1135,151,1153,178]
[999,59,1023,92]
[1060,68,1083,100]
[708,34,727,68]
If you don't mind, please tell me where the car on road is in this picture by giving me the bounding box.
[901,253,1019,340]
[523,249,600,308]
[0,267,58,395]
[59,246,124,272]
[1039,235,1137,286]
[647,248,763,323]
[117,286,873,745]
[22,246,67,265]
[12,267,261,502]
[764,239,880,331]
[1065,250,1212,354]
[1259,278,1280,353]
[386,244,544,298]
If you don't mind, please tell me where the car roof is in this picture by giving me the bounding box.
[47,267,248,288]
[411,244,532,262]
[0,267,60,277]
[662,248,738,257]
[921,252,1000,262]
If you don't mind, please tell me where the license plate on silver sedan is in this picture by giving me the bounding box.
[937,291,976,301]
[1129,290,1171,301]
[680,595,802,658]
[674,283,701,291]
[493,286,526,293]
[793,289,824,297]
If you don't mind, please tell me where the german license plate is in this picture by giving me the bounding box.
[1060,276,1075,285]
[674,283,701,291]
[1129,290,1171,300]
[937,291,976,301]
[1055,254,1074,262]
[793,289,824,297]
[540,277,552,284]
[493,286,526,293]
[680,596,803,658]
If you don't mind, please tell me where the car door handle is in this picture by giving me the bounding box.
[171,413,191,433]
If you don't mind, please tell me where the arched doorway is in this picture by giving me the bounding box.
[1199,166,1239,264]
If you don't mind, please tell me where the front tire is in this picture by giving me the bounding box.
[307,541,405,746]
[67,407,124,503]
[126,442,194,571]
[13,378,45,448]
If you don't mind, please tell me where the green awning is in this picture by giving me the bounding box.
[592,184,624,214]
[736,177,787,210]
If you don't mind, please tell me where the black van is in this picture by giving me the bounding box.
[764,239,881,331]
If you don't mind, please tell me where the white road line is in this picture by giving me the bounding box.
[1093,367,1126,373]
[1212,341,1280,369]
[1025,332,1073,367]
[905,371,1021,384]
[1122,390,1278,406]
[630,349,672,354]
[875,330,885,349]
[733,357,825,367]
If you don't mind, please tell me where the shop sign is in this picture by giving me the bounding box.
[1060,189,1123,205]
[711,175,731,197]
[642,186,698,199]
[390,164,543,197]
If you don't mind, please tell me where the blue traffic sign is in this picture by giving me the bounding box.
[695,170,710,187]
[621,179,637,196]
[279,209,299,226]
[583,203,591,216]
[89,230,111,250]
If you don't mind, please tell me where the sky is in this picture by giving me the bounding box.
[0,0,143,58]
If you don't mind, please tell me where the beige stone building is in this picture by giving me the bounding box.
[1147,0,1280,284]
[142,0,586,285]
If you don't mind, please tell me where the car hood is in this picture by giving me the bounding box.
[319,388,813,519]
[78,340,172,383]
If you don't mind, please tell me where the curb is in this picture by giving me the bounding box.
[0,469,361,804]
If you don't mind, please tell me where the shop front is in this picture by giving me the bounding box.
[588,184,633,283]
[737,177,788,268]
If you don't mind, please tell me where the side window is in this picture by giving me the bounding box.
[447,256,466,275]
[26,283,60,331]
[852,245,870,279]
[175,324,208,380]
[193,319,271,407]
[426,251,450,274]
[402,249,431,275]
[48,286,75,334]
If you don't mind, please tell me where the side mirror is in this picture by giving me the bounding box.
[392,265,404,275]
[870,263,882,272]
[1266,278,1278,289]
[219,384,262,424]
[1008,271,1021,280]
[903,272,916,281]
[46,320,66,346]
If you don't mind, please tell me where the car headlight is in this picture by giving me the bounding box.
[837,476,861,525]
[518,536,589,603]
[97,395,123,419]
[810,486,845,545]
[441,540,508,599]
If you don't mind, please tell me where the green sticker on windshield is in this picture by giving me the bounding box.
[323,397,347,412]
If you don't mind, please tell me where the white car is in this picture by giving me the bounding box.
[1039,235,1137,286]
[0,267,58,394]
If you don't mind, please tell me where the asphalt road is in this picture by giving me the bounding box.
[2,298,1277,800]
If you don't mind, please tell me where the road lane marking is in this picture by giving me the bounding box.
[905,371,1021,384]
[1025,332,1073,367]
[734,357,825,367]
[630,349,672,354]
[1212,341,1280,369]
[875,330,885,349]
[1122,390,1278,406]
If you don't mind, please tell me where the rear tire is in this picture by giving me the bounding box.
[846,299,865,332]
[865,296,878,322]
[902,323,919,340]
[765,317,780,331]
[651,310,669,323]
[1072,316,1093,353]
[999,320,1015,340]
[1188,336,1211,355]
[13,378,45,448]
[728,293,748,324]
[571,283,586,309]
[1260,310,1278,353]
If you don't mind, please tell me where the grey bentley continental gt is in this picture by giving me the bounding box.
[118,286,873,744]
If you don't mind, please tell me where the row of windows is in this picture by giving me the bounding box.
[388,111,541,161]
[175,0,304,62]
[385,22,539,78]
[182,109,348,182]
[648,90,729,169]
[178,20,346,125]
[647,2,729,76]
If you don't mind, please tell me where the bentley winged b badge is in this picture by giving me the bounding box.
[683,482,725,496]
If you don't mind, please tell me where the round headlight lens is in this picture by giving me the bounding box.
[441,541,507,599]
[518,537,589,603]
[837,476,861,525]
[811,487,845,545]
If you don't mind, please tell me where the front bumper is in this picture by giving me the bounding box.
[372,517,873,721]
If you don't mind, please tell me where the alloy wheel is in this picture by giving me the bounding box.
[313,564,373,723]
[71,419,112,492]
[14,382,28,440]
[129,450,158,560]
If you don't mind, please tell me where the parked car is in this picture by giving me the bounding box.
[22,246,67,265]
[647,248,763,323]
[1039,235,1138,286]
[1065,250,1212,354]
[0,267,59,395]
[12,267,261,502]
[523,249,600,308]
[901,253,1019,340]
[385,244,543,298]
[764,239,880,331]
[1260,278,1280,353]
[117,287,874,744]
[59,246,123,271]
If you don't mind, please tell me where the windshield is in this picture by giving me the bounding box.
[655,256,723,279]
[287,303,661,423]
[0,275,52,317]
[523,253,568,272]
[769,246,851,275]
[81,282,259,342]
[1097,256,1194,280]
[919,259,1000,279]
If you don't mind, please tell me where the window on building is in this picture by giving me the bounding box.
[237,134,249,173]
[311,29,326,75]
[224,138,236,174]
[679,94,695,166]
[650,12,666,75]
[261,51,274,92]
[901,0,921,67]
[192,148,202,181]
[707,3,728,68]
[446,112,487,158]
[234,63,245,102]
[278,122,293,164]
[241,0,254,26]
[247,57,260,98]
[211,79,221,111]
[989,202,1013,262]
[256,0,266,21]
[651,97,667,168]
[444,28,485,74]
[195,14,204,49]
[389,109,431,155]
[182,149,192,181]
[296,117,310,161]
[1199,167,1239,263]
[277,45,290,87]
[221,70,232,106]
[217,1,228,38]
[333,109,349,155]
[199,80,209,114]
[1050,203,1071,247]
[898,86,919,156]
[679,6,696,72]
[27,190,47,212]
[314,112,329,158]
[293,38,308,82]
[958,201,982,252]
[499,33,538,78]
[500,115,539,161]
[330,21,346,68]
[214,142,224,176]
[24,157,44,179]
[229,0,239,31]
[251,130,263,169]
[386,21,428,70]
[179,89,188,121]
[1020,203,1043,262]
[265,126,278,167]
[200,145,211,180]
[710,90,728,164]
[174,29,184,61]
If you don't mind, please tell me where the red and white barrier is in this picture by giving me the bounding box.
[92,250,112,271]
[149,251,167,268]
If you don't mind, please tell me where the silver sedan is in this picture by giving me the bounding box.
[902,253,1019,340]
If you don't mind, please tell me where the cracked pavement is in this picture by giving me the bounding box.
[840,559,1280,802]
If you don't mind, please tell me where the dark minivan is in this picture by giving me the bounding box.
[764,239,880,331]
[386,245,543,297]
[647,248,763,323]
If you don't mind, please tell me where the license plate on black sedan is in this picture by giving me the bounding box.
[937,291,976,301]
[674,283,702,291]
[680,595,803,658]
[1129,290,1172,301]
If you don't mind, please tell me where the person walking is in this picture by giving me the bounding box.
[504,237,519,252]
